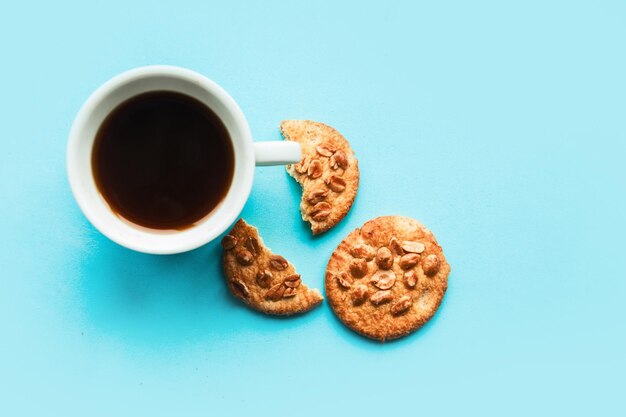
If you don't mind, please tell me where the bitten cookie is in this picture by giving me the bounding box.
[222,219,324,315]
[325,216,450,341]
[281,120,359,235]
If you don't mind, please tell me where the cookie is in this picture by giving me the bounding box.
[281,120,359,235]
[325,216,450,341]
[222,219,324,315]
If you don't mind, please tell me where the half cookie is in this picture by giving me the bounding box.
[325,216,451,341]
[281,120,359,235]
[221,219,324,315]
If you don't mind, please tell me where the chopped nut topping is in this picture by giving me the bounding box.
[294,157,310,174]
[307,159,323,179]
[399,253,420,270]
[390,295,412,315]
[256,270,273,288]
[375,247,394,270]
[402,241,425,254]
[389,237,404,255]
[306,188,328,205]
[349,258,368,278]
[325,175,346,192]
[309,202,332,221]
[283,287,298,298]
[422,254,440,276]
[236,250,254,266]
[350,243,375,260]
[232,279,250,298]
[221,235,238,250]
[370,270,396,290]
[265,283,286,301]
[245,236,260,256]
[329,150,348,170]
[352,284,369,304]
[269,255,288,271]
[283,274,302,288]
[370,290,393,306]
[336,271,353,289]
[316,142,336,157]
[404,270,418,288]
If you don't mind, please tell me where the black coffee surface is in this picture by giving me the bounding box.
[92,91,234,230]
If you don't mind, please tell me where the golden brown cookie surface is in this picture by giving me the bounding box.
[222,219,324,315]
[281,120,359,235]
[325,216,450,341]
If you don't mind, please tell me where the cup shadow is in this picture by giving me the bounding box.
[74,224,325,352]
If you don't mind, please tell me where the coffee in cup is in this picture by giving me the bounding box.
[92,91,234,231]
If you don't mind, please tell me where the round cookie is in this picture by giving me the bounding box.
[325,216,450,341]
[281,120,359,235]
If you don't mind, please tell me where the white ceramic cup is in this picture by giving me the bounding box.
[67,65,300,254]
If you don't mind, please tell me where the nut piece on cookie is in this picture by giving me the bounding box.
[375,247,394,270]
[422,254,440,276]
[222,219,323,316]
[334,271,353,289]
[325,216,451,341]
[349,259,368,278]
[404,270,418,288]
[282,120,359,235]
[370,270,396,290]
[352,284,369,305]
[350,243,375,260]
[390,295,413,316]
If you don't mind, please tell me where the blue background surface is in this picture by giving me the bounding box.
[1,1,625,415]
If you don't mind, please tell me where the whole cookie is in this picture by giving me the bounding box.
[281,120,359,235]
[222,219,324,315]
[325,216,450,341]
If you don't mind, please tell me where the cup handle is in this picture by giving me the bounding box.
[253,141,301,166]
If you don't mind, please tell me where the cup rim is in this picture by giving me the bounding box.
[67,65,254,254]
